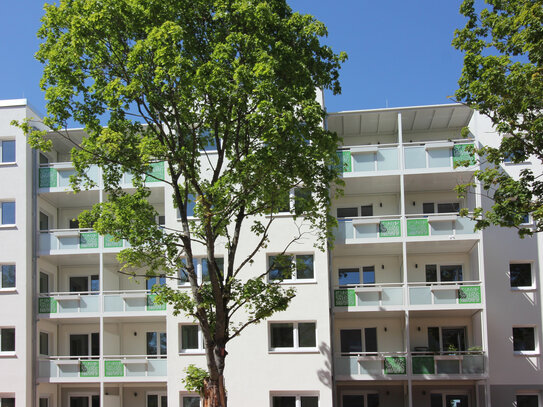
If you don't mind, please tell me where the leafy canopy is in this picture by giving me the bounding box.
[453,0,543,235]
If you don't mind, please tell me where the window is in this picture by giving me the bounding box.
[39,153,49,165]
[147,332,167,357]
[340,328,377,354]
[337,207,357,218]
[180,325,203,353]
[201,258,224,283]
[39,212,49,231]
[428,327,466,352]
[69,275,99,293]
[294,188,311,216]
[270,322,316,350]
[1,140,15,163]
[362,266,375,284]
[272,395,318,407]
[517,394,539,407]
[146,275,165,290]
[40,332,49,355]
[513,327,536,353]
[0,398,15,407]
[360,204,373,217]
[425,264,463,282]
[510,263,533,288]
[1,201,15,225]
[69,218,80,229]
[181,396,200,407]
[0,265,15,288]
[0,328,15,352]
[69,395,99,407]
[269,254,314,281]
[39,272,50,294]
[147,394,167,407]
[342,394,379,407]
[338,266,375,285]
[437,202,460,213]
[39,398,50,407]
[179,257,225,285]
[423,202,435,214]
[430,394,468,407]
[69,333,99,356]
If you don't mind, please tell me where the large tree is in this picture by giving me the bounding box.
[22,0,345,405]
[453,0,543,236]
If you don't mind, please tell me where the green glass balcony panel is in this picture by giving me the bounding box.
[381,287,403,306]
[105,360,124,377]
[376,148,399,171]
[459,286,481,304]
[39,168,57,188]
[409,287,432,305]
[407,219,429,236]
[80,360,99,377]
[80,232,99,249]
[147,294,166,311]
[384,356,406,374]
[59,364,79,378]
[355,223,378,239]
[452,143,476,166]
[430,221,454,235]
[359,360,382,375]
[462,355,484,374]
[456,217,477,234]
[336,151,352,173]
[436,359,460,374]
[38,297,57,314]
[104,295,124,312]
[352,152,374,172]
[357,291,379,306]
[334,289,356,307]
[39,233,56,251]
[412,356,435,374]
[81,296,100,312]
[404,146,426,169]
[145,161,165,182]
[126,363,146,377]
[125,297,146,311]
[104,234,123,248]
[379,220,401,237]
[434,289,456,304]
[58,299,80,313]
[148,359,167,376]
[58,169,76,187]
[428,148,451,168]
[59,236,79,250]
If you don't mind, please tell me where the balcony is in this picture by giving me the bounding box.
[337,144,400,176]
[335,351,486,380]
[37,290,166,318]
[404,214,478,240]
[335,215,402,244]
[38,229,130,255]
[403,140,476,172]
[408,281,482,309]
[333,283,403,309]
[38,356,167,383]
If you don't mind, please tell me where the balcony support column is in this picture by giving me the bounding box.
[405,309,412,407]
[99,183,105,404]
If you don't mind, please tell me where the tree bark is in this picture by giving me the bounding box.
[203,376,227,407]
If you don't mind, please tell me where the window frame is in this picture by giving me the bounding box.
[178,257,225,286]
[39,331,50,356]
[0,397,16,407]
[0,264,15,290]
[146,391,167,407]
[516,393,540,407]
[268,253,315,283]
[69,332,99,357]
[179,324,204,354]
[0,139,16,164]
[180,394,201,407]
[0,327,15,354]
[268,321,317,353]
[510,262,536,291]
[339,327,378,355]
[270,392,320,407]
[340,391,380,407]
[513,326,539,355]
[424,263,464,283]
[0,201,16,226]
[338,265,376,286]
[146,331,167,358]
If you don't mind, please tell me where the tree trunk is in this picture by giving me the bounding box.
[202,375,227,407]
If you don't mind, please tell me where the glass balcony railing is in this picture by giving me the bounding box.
[38,356,167,380]
[335,352,408,376]
[333,283,403,307]
[337,144,400,174]
[38,229,130,254]
[405,214,478,237]
[103,290,166,313]
[408,281,482,306]
[39,164,100,189]
[335,215,402,243]
[411,351,486,375]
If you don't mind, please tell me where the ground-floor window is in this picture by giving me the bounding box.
[516,394,539,407]
[69,395,99,407]
[0,398,15,407]
[342,393,379,407]
[271,394,319,407]
[430,393,468,407]
[39,397,49,407]
[147,392,167,407]
[181,395,200,407]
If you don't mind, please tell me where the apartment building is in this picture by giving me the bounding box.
[0,98,541,407]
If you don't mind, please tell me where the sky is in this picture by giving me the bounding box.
[0,0,469,116]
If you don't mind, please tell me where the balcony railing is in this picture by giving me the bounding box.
[38,355,167,381]
[38,229,130,254]
[405,213,478,237]
[408,281,482,306]
[335,351,486,378]
[333,283,403,307]
[337,144,400,174]
[37,290,166,315]
[335,215,402,243]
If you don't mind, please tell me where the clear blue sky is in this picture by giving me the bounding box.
[0,0,468,115]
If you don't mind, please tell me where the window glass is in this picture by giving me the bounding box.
[298,323,316,348]
[360,205,373,217]
[425,265,437,282]
[181,325,199,350]
[186,194,196,217]
[430,394,442,407]
[39,398,49,407]
[147,332,158,355]
[1,140,15,163]
[91,396,100,407]
[440,265,462,282]
[442,327,466,351]
[367,394,379,407]
[183,397,200,407]
[270,323,294,348]
[1,202,15,225]
[70,276,88,292]
[160,333,167,355]
[70,334,89,356]
[147,395,158,407]
[338,268,359,285]
[296,255,314,279]
[39,272,49,293]
[437,202,460,213]
[517,395,539,407]
[422,202,435,214]
[294,188,311,215]
[90,275,99,292]
[300,396,318,407]
[91,333,99,356]
[337,207,357,218]
[1,265,15,288]
[179,260,189,284]
[364,327,378,353]
[39,212,49,231]
[362,266,375,284]
[428,327,440,352]
[69,218,80,229]
[0,398,15,407]
[202,258,224,282]
[273,397,296,407]
[39,153,49,165]
[1,328,15,352]
[513,327,536,351]
[340,329,362,353]
[269,256,293,281]
[342,395,364,407]
[40,332,49,355]
[510,263,532,287]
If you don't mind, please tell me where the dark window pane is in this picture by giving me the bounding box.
[517,395,539,407]
[425,264,437,282]
[91,333,99,356]
[69,277,88,292]
[364,327,377,353]
[70,397,88,407]
[510,263,532,287]
[440,265,462,282]
[513,327,535,351]
[362,266,375,284]
[158,215,166,226]
[1,202,15,225]
[91,396,100,407]
[181,325,199,350]
[337,207,357,218]
[428,327,440,352]
[271,323,294,348]
[1,328,15,352]
[183,397,200,407]
[70,334,88,356]
[90,275,99,292]
[423,202,435,214]
[340,329,362,353]
[40,332,49,355]
[1,265,15,288]
[269,256,293,281]
[203,258,224,282]
[338,268,359,285]
[445,395,468,407]
[187,194,196,217]
[442,328,466,351]
[2,140,15,163]
[39,153,49,165]
[342,395,364,407]
[437,202,459,213]
[179,261,189,284]
[301,396,319,407]
[294,188,311,215]
[39,212,49,231]
[160,333,167,355]
[367,394,379,407]
[40,398,49,407]
[430,394,442,407]
[39,272,49,293]
[69,218,79,229]
[296,255,314,279]
[360,205,373,217]
[147,395,158,407]
[273,396,296,407]
[276,193,291,213]
[298,323,316,347]
[147,332,157,355]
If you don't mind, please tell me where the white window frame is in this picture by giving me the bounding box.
[515,392,541,407]
[0,327,15,355]
[340,390,379,407]
[146,331,167,357]
[179,324,204,354]
[68,332,99,357]
[339,327,378,355]
[268,321,317,353]
[0,139,16,164]
[267,253,315,283]
[513,325,539,356]
[509,261,536,291]
[0,201,16,227]
[0,264,16,290]
[178,257,225,287]
[424,263,465,283]
[146,391,167,407]
[269,392,320,407]
[180,393,201,407]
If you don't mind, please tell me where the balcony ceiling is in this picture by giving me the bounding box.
[333,242,403,256]
[338,174,401,195]
[406,239,478,254]
[327,104,473,137]
[404,172,474,192]
[46,128,87,154]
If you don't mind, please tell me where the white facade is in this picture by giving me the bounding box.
[0,99,541,407]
